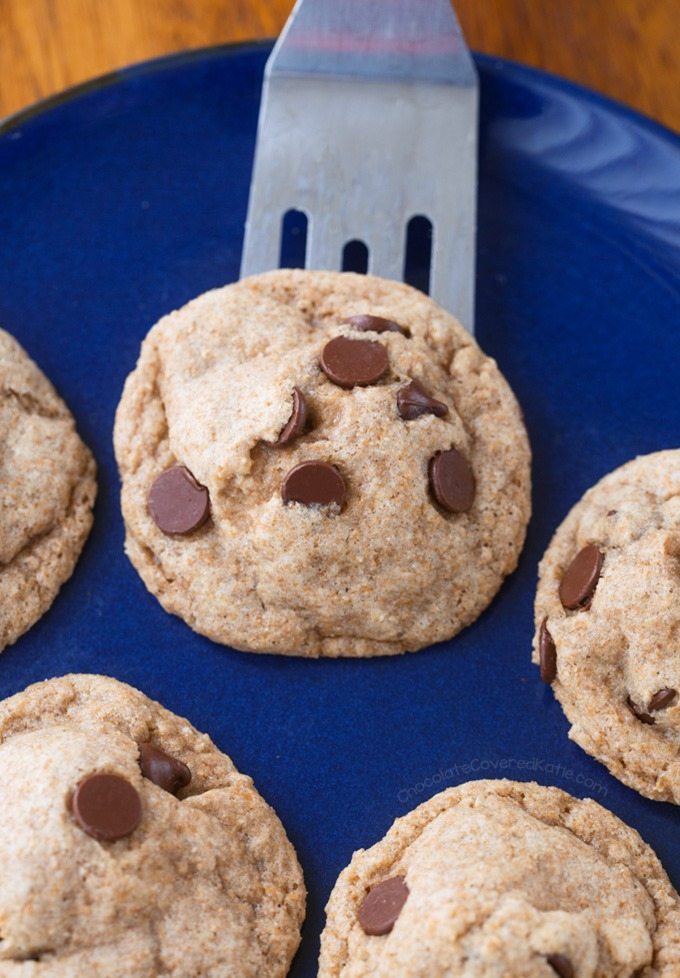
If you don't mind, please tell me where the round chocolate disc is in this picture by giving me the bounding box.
[539,618,557,684]
[320,336,388,389]
[428,448,475,513]
[72,773,142,841]
[343,314,407,336]
[148,465,210,535]
[559,544,604,610]
[397,380,448,420]
[627,696,655,725]
[547,954,574,978]
[281,461,346,508]
[358,876,409,936]
[274,387,308,446]
[649,688,678,712]
[139,743,192,795]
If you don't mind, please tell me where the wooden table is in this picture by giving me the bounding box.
[1,0,678,132]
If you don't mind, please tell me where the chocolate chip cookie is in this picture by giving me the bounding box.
[319,779,680,977]
[114,270,531,656]
[0,329,96,652]
[534,450,680,804]
[0,674,305,976]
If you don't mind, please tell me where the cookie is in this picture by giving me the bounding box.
[0,674,305,976]
[319,779,680,977]
[0,329,96,652]
[114,270,531,657]
[534,450,680,804]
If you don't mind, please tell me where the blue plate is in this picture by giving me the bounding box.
[0,45,678,974]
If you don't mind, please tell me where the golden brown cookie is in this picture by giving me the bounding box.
[534,450,680,804]
[0,674,305,976]
[114,270,531,657]
[319,779,680,977]
[0,329,96,652]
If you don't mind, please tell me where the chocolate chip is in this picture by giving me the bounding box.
[358,876,409,935]
[320,336,388,388]
[649,688,678,711]
[428,448,475,513]
[627,696,655,725]
[547,954,574,978]
[274,388,308,446]
[558,545,604,610]
[139,743,192,795]
[72,773,142,841]
[343,314,408,336]
[282,461,346,508]
[397,380,448,421]
[148,465,210,535]
[539,618,557,684]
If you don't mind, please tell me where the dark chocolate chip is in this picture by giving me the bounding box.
[397,380,448,421]
[281,461,346,509]
[320,336,388,389]
[72,773,142,841]
[627,696,655,725]
[428,448,475,513]
[139,743,192,795]
[649,688,678,711]
[558,545,604,610]
[274,388,308,446]
[358,876,409,936]
[343,314,407,336]
[547,954,574,978]
[539,618,557,684]
[148,465,210,535]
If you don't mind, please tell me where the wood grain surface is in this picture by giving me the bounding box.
[0,0,678,131]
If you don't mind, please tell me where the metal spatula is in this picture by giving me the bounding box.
[241,0,478,332]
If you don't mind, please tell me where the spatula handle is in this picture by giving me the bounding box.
[270,0,475,85]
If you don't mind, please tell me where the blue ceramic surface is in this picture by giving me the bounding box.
[0,45,679,974]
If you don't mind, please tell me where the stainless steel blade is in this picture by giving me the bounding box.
[241,0,478,332]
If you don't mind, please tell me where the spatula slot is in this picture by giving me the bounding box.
[403,214,433,295]
[279,209,309,269]
[342,239,369,274]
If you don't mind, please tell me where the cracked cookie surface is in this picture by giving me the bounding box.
[113,270,531,657]
[0,673,305,977]
[534,450,680,804]
[0,329,96,652]
[318,779,680,978]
